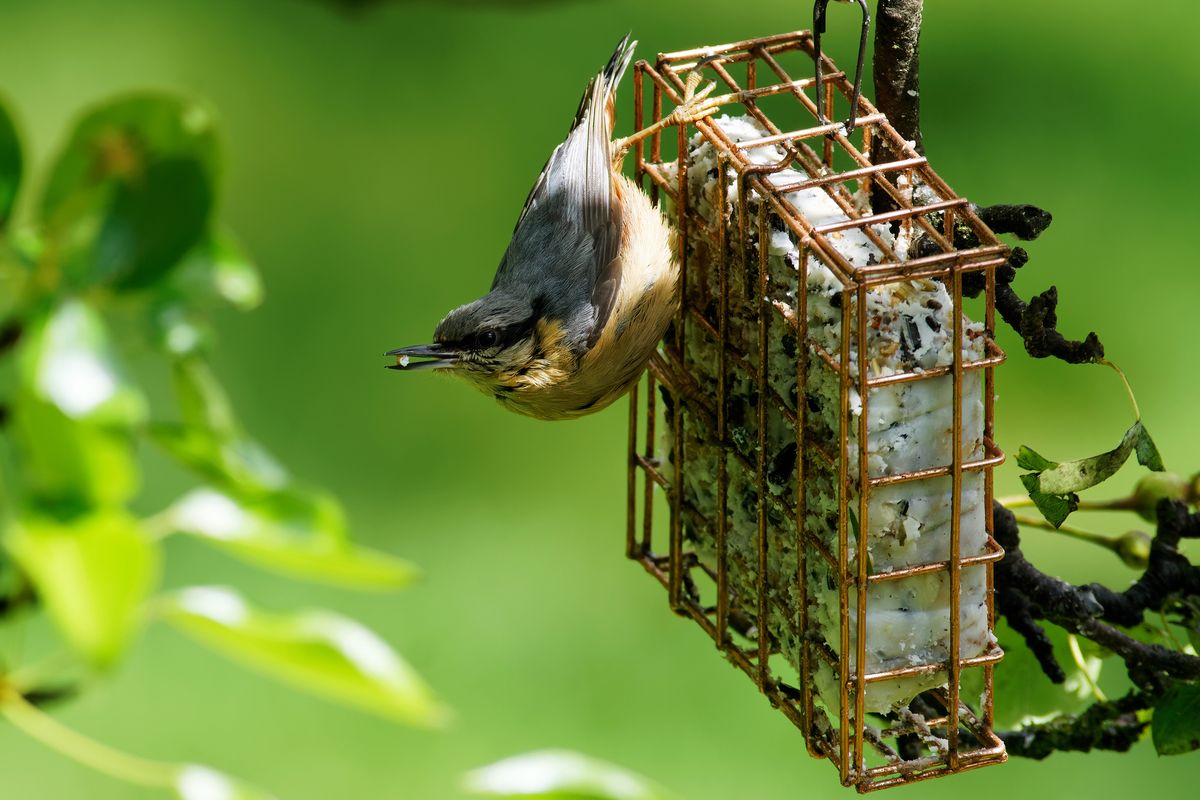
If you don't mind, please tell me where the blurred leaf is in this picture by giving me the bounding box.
[165,488,415,590]
[151,424,288,498]
[1152,682,1200,756]
[8,396,139,507]
[1019,421,1161,527]
[148,302,212,357]
[983,619,1100,729]
[4,509,159,667]
[8,300,143,506]
[161,586,447,727]
[170,229,262,311]
[1168,597,1200,652]
[173,354,236,435]
[40,93,218,291]
[18,299,146,426]
[464,750,671,800]
[0,96,21,229]
[150,357,289,497]
[174,765,276,800]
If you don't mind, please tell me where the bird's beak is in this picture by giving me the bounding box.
[384,343,460,371]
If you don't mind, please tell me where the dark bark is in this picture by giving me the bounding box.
[870,0,924,213]
[994,501,1200,685]
[977,203,1054,241]
[1000,691,1152,759]
[872,0,924,152]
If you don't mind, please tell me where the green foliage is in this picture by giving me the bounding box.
[980,620,1101,730]
[1018,420,1164,527]
[174,765,276,800]
[0,91,439,795]
[39,93,217,291]
[464,750,672,800]
[161,587,447,727]
[5,508,157,667]
[165,488,419,589]
[0,96,21,230]
[1152,683,1200,756]
[1009,372,1198,753]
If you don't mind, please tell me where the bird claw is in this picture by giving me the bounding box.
[669,76,721,127]
[608,69,722,171]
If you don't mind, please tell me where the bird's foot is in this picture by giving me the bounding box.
[610,69,722,170]
[667,71,722,128]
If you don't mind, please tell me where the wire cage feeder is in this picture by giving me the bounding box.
[626,29,1010,791]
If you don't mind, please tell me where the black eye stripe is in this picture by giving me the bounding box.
[458,300,543,351]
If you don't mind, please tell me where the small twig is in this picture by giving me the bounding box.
[999,691,1152,759]
[975,204,1053,241]
[1083,500,1200,629]
[1100,359,1140,421]
[1012,513,1118,553]
[1066,634,1106,702]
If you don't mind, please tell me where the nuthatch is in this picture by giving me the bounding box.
[386,35,719,420]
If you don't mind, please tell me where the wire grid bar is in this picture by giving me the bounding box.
[626,31,1008,791]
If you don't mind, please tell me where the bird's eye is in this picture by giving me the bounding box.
[478,329,498,348]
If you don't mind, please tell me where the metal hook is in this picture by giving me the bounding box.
[813,0,871,132]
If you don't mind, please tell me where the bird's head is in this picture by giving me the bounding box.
[387,291,574,403]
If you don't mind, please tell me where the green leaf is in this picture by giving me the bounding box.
[40,93,218,291]
[150,357,289,498]
[1134,425,1165,471]
[151,424,288,499]
[171,229,262,312]
[4,509,159,667]
[8,396,139,507]
[0,96,22,229]
[464,750,671,800]
[173,355,237,437]
[18,299,147,427]
[1019,473,1078,529]
[166,488,416,590]
[160,586,447,727]
[148,302,212,357]
[1019,421,1158,527]
[984,619,1101,729]
[1152,682,1200,755]
[8,301,144,506]
[174,765,276,800]
[1030,422,1142,495]
[1015,445,1057,472]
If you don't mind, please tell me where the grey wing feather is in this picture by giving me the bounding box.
[495,35,637,351]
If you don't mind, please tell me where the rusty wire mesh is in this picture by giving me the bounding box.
[626,31,1009,791]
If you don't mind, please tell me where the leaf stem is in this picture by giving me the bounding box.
[0,682,178,789]
[1012,513,1118,553]
[1100,359,1140,421]
[996,495,1035,510]
[1158,611,1184,653]
[1066,634,1106,703]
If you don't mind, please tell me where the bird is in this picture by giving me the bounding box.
[385,34,720,420]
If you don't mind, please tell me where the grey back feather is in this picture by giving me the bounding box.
[491,35,637,355]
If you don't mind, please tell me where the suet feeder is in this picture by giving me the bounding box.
[625,27,1010,791]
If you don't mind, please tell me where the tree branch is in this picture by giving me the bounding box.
[994,501,1200,686]
[872,0,924,152]
[999,691,1152,759]
[870,0,924,213]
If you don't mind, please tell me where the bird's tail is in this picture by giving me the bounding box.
[572,33,637,139]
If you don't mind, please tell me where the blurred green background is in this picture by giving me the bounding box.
[1,0,1197,797]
